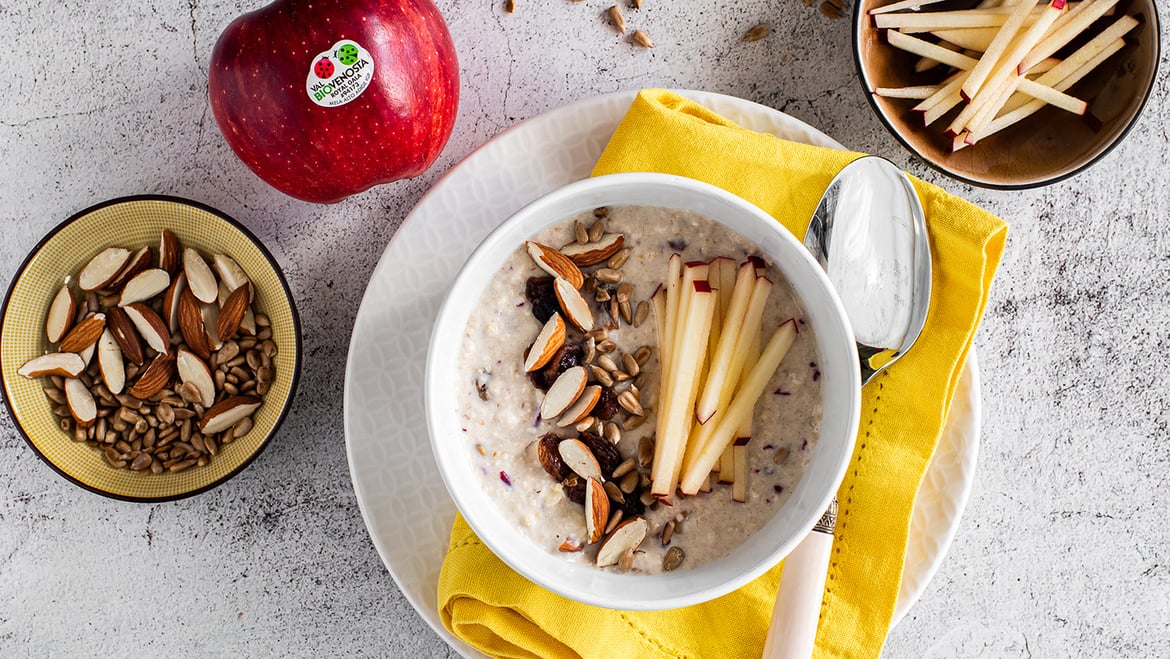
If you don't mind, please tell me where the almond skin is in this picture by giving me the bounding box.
[58,314,106,353]
[178,289,211,360]
[526,241,584,289]
[159,229,182,274]
[559,233,625,266]
[217,285,249,342]
[129,351,176,399]
[106,306,145,366]
[586,477,610,544]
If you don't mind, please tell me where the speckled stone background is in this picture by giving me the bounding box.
[2,1,1168,657]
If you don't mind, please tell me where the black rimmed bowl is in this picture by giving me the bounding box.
[0,195,301,501]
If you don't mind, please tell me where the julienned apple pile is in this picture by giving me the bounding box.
[209,0,459,204]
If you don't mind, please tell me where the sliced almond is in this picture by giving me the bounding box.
[159,229,182,274]
[176,349,215,408]
[78,247,131,291]
[558,538,583,553]
[199,395,262,435]
[213,254,252,302]
[217,285,249,342]
[17,352,85,379]
[523,312,566,372]
[77,341,96,368]
[596,517,648,568]
[557,384,601,427]
[58,313,106,353]
[118,269,170,306]
[558,233,625,266]
[106,246,153,291]
[123,303,171,354]
[106,306,144,366]
[129,351,176,399]
[558,438,602,482]
[162,272,187,334]
[525,241,584,289]
[178,289,211,360]
[585,477,610,544]
[239,306,257,336]
[64,377,97,427]
[540,366,587,420]
[554,277,594,331]
[45,285,76,343]
[184,248,218,303]
[97,329,125,394]
[201,302,223,350]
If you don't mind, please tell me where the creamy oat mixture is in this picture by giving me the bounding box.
[455,206,823,573]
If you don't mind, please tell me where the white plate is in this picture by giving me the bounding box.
[343,89,981,656]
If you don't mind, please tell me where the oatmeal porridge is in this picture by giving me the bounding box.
[454,205,823,573]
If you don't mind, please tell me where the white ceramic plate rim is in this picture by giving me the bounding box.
[344,89,981,656]
[424,172,861,610]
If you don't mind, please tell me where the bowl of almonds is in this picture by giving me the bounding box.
[1,195,301,501]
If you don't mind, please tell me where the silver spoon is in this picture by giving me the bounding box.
[762,156,932,658]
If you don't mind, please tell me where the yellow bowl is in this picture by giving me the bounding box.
[1,196,301,501]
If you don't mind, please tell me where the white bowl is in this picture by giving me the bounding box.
[425,173,861,610]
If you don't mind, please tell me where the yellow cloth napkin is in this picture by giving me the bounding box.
[439,89,1008,658]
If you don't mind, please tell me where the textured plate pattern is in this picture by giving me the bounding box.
[1,196,300,501]
[343,90,980,657]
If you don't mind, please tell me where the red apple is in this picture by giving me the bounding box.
[208,0,459,204]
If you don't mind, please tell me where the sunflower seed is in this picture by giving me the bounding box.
[231,416,253,440]
[604,481,625,504]
[597,340,617,355]
[575,416,597,433]
[620,470,639,494]
[661,519,676,546]
[130,453,153,471]
[773,446,791,464]
[583,337,596,365]
[631,29,654,48]
[168,459,197,473]
[605,509,624,535]
[619,300,633,325]
[621,353,640,377]
[589,217,607,241]
[606,4,626,33]
[261,340,278,358]
[607,249,631,269]
[204,434,219,456]
[637,436,654,466]
[596,354,619,373]
[612,457,636,479]
[574,220,589,245]
[589,365,613,387]
[594,287,611,303]
[595,268,622,284]
[256,327,272,341]
[743,22,771,42]
[622,413,649,430]
[662,546,685,571]
[604,422,621,445]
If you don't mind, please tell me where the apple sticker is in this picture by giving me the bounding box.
[304,39,375,108]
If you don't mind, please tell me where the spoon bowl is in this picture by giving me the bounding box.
[803,156,931,383]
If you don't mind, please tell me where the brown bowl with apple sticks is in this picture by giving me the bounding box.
[853,0,1159,188]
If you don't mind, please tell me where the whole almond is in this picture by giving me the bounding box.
[558,233,625,266]
[159,229,182,274]
[124,303,171,354]
[217,286,249,342]
[58,313,106,353]
[199,395,262,435]
[78,247,131,292]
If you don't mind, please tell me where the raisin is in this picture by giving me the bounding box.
[578,431,621,476]
[524,276,560,324]
[592,387,620,420]
[667,238,688,251]
[537,433,571,481]
[527,342,582,391]
[561,474,586,504]
[618,493,646,516]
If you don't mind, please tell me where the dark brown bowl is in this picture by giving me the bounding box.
[854,0,1160,188]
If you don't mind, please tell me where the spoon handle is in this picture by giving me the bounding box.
[761,499,838,659]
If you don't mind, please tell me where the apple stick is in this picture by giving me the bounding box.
[671,262,709,371]
[965,36,1125,144]
[875,84,945,99]
[869,0,947,15]
[661,253,682,385]
[679,320,798,495]
[731,443,749,503]
[956,0,1066,129]
[1019,0,1120,71]
[931,26,1002,50]
[718,444,736,483]
[683,276,773,474]
[960,0,1041,100]
[694,262,757,424]
[735,328,762,441]
[888,31,1086,112]
[875,7,1046,32]
[651,281,716,498]
[707,259,725,367]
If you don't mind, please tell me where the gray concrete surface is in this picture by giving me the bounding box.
[1,0,1167,656]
